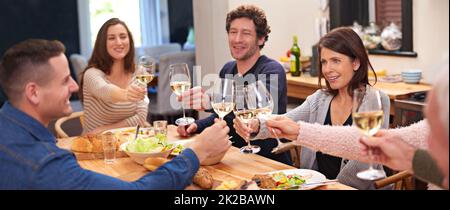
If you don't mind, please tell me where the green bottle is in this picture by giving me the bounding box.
[290,35,301,77]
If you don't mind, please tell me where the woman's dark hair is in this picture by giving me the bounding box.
[318,27,377,96]
[79,18,136,102]
[226,5,271,49]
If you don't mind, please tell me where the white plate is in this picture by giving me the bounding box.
[265,169,326,190]
[103,127,154,136]
[169,139,194,156]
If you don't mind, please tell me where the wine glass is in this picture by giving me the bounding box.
[211,78,235,120]
[169,63,195,126]
[246,81,284,153]
[353,86,386,180]
[234,85,260,154]
[135,56,156,86]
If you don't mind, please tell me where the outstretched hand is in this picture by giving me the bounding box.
[265,115,299,141]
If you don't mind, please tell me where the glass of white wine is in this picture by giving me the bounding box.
[246,81,284,153]
[136,56,156,86]
[353,87,386,180]
[234,85,260,154]
[211,78,235,120]
[169,63,195,126]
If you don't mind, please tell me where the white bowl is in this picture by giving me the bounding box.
[120,142,172,165]
[402,69,422,74]
[401,70,422,84]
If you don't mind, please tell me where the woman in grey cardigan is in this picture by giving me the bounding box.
[234,27,391,190]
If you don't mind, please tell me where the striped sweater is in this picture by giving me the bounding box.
[82,68,149,133]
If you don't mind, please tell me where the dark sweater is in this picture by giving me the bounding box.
[195,55,291,165]
[413,149,444,188]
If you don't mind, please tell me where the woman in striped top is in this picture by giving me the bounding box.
[79,18,148,135]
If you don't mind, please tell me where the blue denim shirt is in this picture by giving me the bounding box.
[0,102,199,190]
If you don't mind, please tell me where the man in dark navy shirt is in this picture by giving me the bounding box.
[0,39,231,189]
[178,5,291,165]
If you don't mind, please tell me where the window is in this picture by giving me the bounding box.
[89,0,142,47]
[330,0,416,57]
[375,0,402,29]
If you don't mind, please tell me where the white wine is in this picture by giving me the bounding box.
[353,110,384,136]
[211,102,235,119]
[234,110,255,124]
[255,107,272,118]
[136,74,154,85]
[170,81,191,96]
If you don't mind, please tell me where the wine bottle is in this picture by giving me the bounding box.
[290,35,302,77]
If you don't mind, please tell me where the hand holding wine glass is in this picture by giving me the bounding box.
[234,85,260,154]
[136,55,156,86]
[169,63,195,126]
[246,81,285,153]
[211,78,235,120]
[353,86,386,180]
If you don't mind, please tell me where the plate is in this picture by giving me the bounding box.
[103,127,155,143]
[169,139,194,156]
[264,169,326,190]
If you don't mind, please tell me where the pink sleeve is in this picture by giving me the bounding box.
[386,120,429,149]
[296,120,429,162]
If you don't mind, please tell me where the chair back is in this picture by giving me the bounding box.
[149,51,195,115]
[69,54,88,84]
[374,170,414,190]
[55,111,84,138]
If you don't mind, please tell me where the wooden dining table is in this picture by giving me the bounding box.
[286,73,432,116]
[57,125,355,190]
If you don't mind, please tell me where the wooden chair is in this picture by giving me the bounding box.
[55,111,84,138]
[374,170,414,190]
[289,145,302,168]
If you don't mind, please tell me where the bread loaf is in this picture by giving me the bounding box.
[71,137,93,153]
[193,167,214,189]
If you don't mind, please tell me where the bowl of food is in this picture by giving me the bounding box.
[120,133,174,165]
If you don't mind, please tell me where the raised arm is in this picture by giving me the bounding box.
[296,120,429,162]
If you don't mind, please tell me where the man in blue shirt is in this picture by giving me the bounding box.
[0,39,231,190]
[177,5,291,165]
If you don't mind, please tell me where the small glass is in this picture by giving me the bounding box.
[101,133,117,164]
[153,120,168,136]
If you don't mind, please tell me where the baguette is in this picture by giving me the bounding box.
[71,137,93,153]
[193,167,214,189]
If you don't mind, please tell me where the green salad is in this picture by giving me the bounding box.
[126,133,171,153]
[272,172,306,190]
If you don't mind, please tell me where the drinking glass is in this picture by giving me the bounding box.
[135,56,156,86]
[169,63,195,126]
[234,85,260,154]
[246,81,284,153]
[101,132,117,164]
[153,120,168,136]
[353,87,386,180]
[211,78,235,120]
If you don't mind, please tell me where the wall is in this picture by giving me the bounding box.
[0,0,80,57]
[369,0,449,83]
[194,0,449,84]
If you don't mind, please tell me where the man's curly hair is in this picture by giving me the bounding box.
[226,5,271,49]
